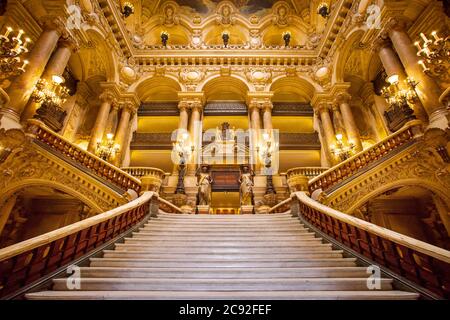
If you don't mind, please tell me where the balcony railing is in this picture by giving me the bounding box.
[309,120,423,194]
[286,167,329,180]
[121,167,166,180]
[27,120,141,194]
[292,191,450,299]
[0,191,159,298]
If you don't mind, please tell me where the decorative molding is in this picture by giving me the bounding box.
[272,102,313,116]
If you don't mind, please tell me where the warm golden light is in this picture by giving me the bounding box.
[387,74,399,85]
[335,133,343,141]
[106,133,114,140]
[52,75,65,85]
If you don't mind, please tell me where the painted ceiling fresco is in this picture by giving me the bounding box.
[174,0,283,16]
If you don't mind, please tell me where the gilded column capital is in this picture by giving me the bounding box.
[39,16,67,36]
[371,36,392,53]
[58,35,80,53]
[315,101,332,114]
[178,98,203,111]
[335,92,352,105]
[383,17,409,34]
[99,90,116,104]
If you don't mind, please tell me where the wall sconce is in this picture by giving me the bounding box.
[331,133,355,161]
[317,3,330,18]
[96,133,120,161]
[0,27,30,80]
[121,2,135,18]
[415,31,449,82]
[282,31,291,47]
[222,31,230,48]
[161,31,169,47]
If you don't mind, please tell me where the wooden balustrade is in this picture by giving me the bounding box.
[121,167,166,180]
[27,120,141,194]
[292,191,450,298]
[286,167,329,180]
[309,120,423,194]
[0,192,158,298]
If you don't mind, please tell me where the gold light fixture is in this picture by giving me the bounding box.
[0,27,30,80]
[96,133,120,161]
[331,133,355,161]
[31,75,70,107]
[415,31,449,82]
[381,74,419,106]
[121,2,135,18]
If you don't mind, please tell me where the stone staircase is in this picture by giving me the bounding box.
[26,213,419,300]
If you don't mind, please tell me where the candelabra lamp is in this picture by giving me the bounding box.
[282,31,291,47]
[0,27,30,80]
[121,2,135,18]
[161,31,169,47]
[381,74,418,132]
[96,133,120,162]
[331,133,355,161]
[31,75,70,132]
[415,31,449,83]
[222,31,230,48]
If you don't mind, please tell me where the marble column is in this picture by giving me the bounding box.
[249,104,262,170]
[113,103,133,167]
[373,37,428,125]
[385,18,446,128]
[317,103,337,163]
[20,36,79,123]
[335,92,363,152]
[262,103,273,131]
[105,105,119,136]
[88,90,116,153]
[188,104,202,174]
[1,17,65,129]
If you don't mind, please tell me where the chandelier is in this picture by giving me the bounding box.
[0,27,30,80]
[381,74,418,132]
[96,133,120,161]
[31,75,70,106]
[415,31,449,82]
[330,133,354,161]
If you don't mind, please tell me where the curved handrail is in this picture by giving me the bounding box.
[158,196,184,214]
[0,191,157,298]
[0,192,154,262]
[268,197,292,214]
[309,120,423,193]
[286,167,329,180]
[293,191,450,298]
[27,120,141,194]
[121,167,166,179]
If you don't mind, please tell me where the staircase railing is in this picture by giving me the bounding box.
[27,120,141,194]
[121,167,166,180]
[286,167,329,180]
[0,191,159,299]
[291,191,450,298]
[309,120,423,194]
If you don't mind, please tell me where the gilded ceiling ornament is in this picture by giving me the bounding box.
[161,2,180,27]
[216,3,236,26]
[271,2,291,27]
[179,68,206,91]
[245,68,272,91]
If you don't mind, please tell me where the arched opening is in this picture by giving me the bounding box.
[353,185,450,250]
[0,185,97,248]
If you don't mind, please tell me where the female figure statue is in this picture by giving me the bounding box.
[197,165,213,206]
[239,165,254,206]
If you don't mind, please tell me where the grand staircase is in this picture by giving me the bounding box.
[26,212,419,300]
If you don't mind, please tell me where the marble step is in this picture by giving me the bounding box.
[26,290,420,300]
[146,220,302,226]
[89,257,358,268]
[141,225,304,231]
[74,266,371,279]
[122,238,325,246]
[130,233,317,241]
[101,251,344,260]
[113,243,334,253]
[51,278,393,291]
[137,229,311,235]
